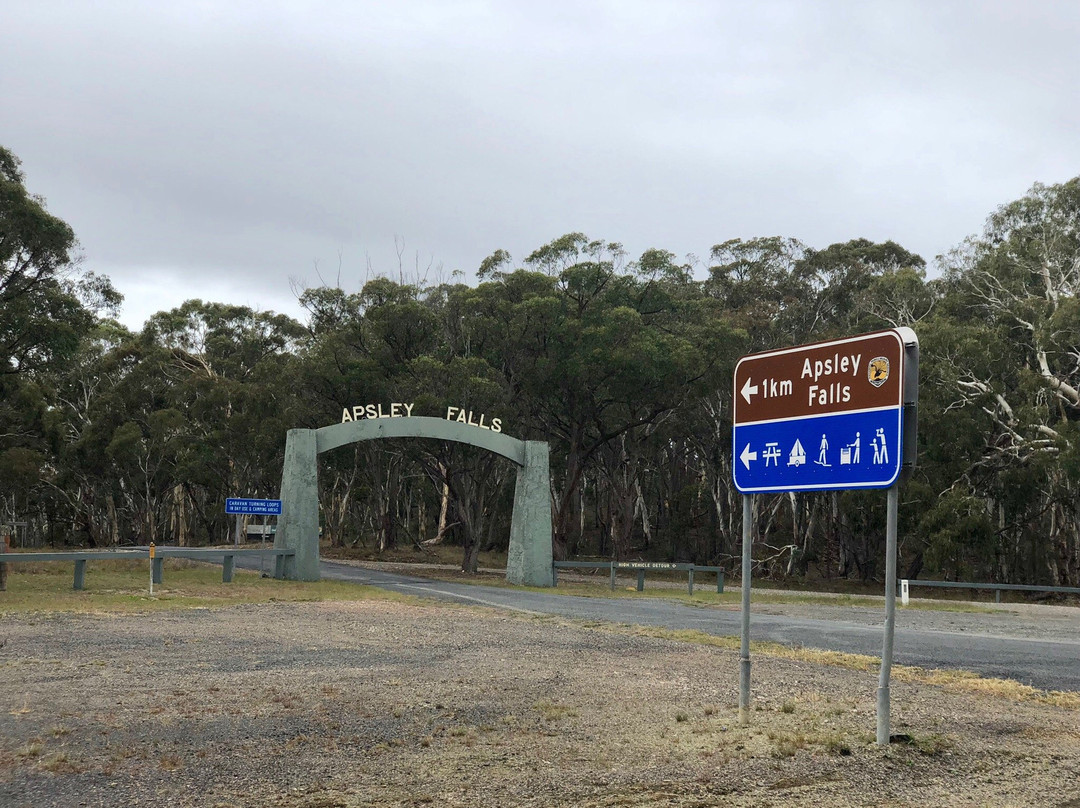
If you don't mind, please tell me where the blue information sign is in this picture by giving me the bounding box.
[226,498,282,515]
[732,329,917,494]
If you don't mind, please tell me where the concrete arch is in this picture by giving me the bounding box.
[316,417,526,464]
[275,417,553,587]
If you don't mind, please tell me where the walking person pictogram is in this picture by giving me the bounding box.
[815,434,830,466]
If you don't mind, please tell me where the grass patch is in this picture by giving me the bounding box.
[17,740,43,759]
[822,732,853,756]
[890,732,953,755]
[767,729,809,758]
[534,699,579,721]
[0,559,419,614]
[566,621,1080,710]
[892,666,1080,709]
[402,566,998,615]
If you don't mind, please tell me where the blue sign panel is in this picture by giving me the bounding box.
[225,498,282,515]
[732,329,915,494]
[733,407,903,493]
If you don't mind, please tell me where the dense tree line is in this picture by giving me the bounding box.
[2,144,1079,587]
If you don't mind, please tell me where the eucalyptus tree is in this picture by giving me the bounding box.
[0,145,121,541]
[703,235,934,578]
[298,279,454,551]
[787,239,930,578]
[793,239,928,338]
[707,237,809,351]
[926,178,1080,585]
[140,301,307,543]
[0,146,105,378]
[466,236,738,559]
[396,353,515,571]
[47,319,134,545]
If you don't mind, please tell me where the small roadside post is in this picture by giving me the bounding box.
[0,532,10,591]
[732,328,918,741]
[149,542,156,596]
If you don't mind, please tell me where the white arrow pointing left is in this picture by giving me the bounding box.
[740,443,758,470]
[741,377,759,404]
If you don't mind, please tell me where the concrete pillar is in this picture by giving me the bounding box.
[506,440,553,587]
[275,428,320,581]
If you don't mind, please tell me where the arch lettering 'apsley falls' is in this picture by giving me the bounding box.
[274,417,554,586]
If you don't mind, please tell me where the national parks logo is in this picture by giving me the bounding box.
[867,356,890,387]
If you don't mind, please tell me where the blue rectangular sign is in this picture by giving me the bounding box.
[732,407,903,493]
[225,498,282,515]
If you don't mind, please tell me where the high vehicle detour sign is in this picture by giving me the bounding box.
[732,329,919,494]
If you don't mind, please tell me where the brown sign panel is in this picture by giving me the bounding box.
[733,330,905,426]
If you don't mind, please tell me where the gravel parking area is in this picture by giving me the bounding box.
[2,598,1080,807]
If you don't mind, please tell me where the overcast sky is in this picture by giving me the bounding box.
[3,1,1077,330]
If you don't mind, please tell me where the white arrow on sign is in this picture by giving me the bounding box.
[741,377,759,404]
[740,443,758,470]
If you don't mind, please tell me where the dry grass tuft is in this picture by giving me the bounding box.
[159,753,184,771]
[534,699,579,721]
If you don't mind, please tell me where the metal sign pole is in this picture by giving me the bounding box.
[877,485,899,744]
[739,493,753,726]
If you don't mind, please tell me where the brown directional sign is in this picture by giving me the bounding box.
[733,330,904,426]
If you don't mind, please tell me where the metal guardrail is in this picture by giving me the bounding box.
[902,578,1080,603]
[0,547,295,590]
[553,560,724,595]
[552,564,1078,604]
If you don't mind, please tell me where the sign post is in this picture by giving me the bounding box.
[226,499,282,553]
[878,487,899,745]
[732,328,918,741]
[739,494,752,726]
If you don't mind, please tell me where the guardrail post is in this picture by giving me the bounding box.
[151,557,163,585]
[610,561,617,590]
[688,567,695,596]
[222,555,235,583]
[73,559,86,591]
[274,553,286,580]
[995,589,1001,604]
[717,572,724,594]
[636,571,645,591]
[552,564,558,587]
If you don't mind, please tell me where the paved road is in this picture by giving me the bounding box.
[242,559,1080,692]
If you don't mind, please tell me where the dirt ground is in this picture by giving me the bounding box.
[2,598,1080,807]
